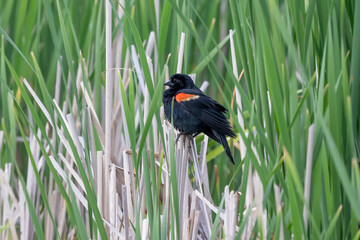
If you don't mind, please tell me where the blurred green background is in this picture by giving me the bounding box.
[0,0,359,239]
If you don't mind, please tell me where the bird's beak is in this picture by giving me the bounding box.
[164,81,174,87]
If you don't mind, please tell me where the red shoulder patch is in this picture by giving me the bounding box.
[175,93,200,102]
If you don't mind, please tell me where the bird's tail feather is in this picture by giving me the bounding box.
[213,130,234,164]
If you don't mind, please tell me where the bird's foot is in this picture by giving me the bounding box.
[175,132,186,143]
[176,132,196,143]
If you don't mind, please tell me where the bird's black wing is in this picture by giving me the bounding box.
[174,89,236,138]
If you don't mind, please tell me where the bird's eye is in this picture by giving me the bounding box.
[171,78,175,83]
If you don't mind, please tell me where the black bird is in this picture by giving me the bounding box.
[163,73,236,163]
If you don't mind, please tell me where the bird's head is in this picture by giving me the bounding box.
[164,74,195,90]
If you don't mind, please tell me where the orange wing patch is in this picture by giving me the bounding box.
[175,93,200,102]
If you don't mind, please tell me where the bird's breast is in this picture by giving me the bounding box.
[163,96,174,122]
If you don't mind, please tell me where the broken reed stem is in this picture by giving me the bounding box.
[96,151,103,240]
[274,185,284,240]
[229,29,246,161]
[303,124,316,232]
[176,32,186,73]
[104,0,113,229]
[190,138,212,237]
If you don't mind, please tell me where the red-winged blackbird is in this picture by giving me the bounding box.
[163,73,236,163]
